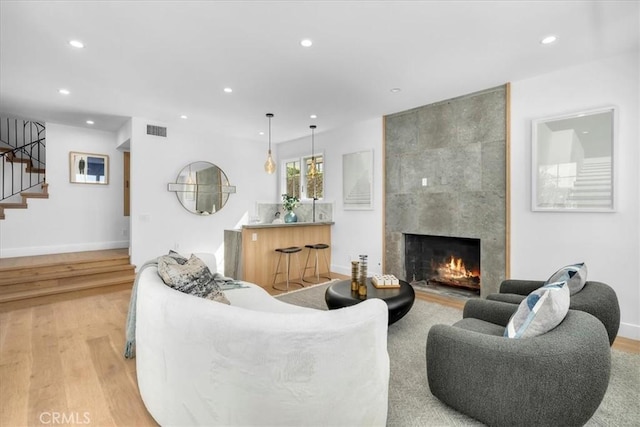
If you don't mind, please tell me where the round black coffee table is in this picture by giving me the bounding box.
[325,278,415,325]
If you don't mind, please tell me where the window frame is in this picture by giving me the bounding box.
[281,151,325,201]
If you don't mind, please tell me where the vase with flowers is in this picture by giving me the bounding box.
[282,194,300,223]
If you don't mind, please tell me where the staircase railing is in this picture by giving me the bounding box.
[0,118,46,201]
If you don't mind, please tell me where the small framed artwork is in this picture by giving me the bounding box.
[532,106,615,212]
[69,152,109,184]
[343,149,373,210]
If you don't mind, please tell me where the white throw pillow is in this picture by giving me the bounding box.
[545,262,587,295]
[505,281,570,339]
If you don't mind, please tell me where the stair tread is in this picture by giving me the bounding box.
[7,157,31,163]
[0,202,28,208]
[21,192,49,199]
[0,263,135,286]
[0,270,135,295]
[0,249,130,271]
[0,275,135,303]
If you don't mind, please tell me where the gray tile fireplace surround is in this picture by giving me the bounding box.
[384,85,507,298]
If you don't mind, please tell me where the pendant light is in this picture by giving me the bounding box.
[309,125,318,222]
[309,125,317,177]
[264,113,276,174]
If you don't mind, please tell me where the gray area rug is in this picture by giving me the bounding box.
[277,282,640,426]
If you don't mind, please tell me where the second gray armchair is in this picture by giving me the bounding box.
[487,280,620,345]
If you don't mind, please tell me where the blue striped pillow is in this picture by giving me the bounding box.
[545,262,587,295]
[505,282,570,339]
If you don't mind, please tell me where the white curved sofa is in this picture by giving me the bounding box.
[135,255,390,426]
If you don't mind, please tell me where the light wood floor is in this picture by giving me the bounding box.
[1,278,637,426]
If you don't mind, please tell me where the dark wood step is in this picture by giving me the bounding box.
[0,202,27,209]
[21,192,49,199]
[26,166,46,174]
[6,155,30,164]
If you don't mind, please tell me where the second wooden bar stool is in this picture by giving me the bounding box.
[302,243,331,284]
[272,246,304,292]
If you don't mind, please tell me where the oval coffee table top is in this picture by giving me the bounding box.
[325,278,415,325]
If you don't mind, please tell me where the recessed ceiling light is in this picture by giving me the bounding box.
[223,87,233,93]
[180,115,188,119]
[259,131,265,136]
[86,120,94,125]
[58,88,70,95]
[69,40,84,48]
[540,35,558,45]
[310,114,317,119]
[390,88,402,93]
[300,39,313,47]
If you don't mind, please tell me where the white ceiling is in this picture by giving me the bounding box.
[0,1,638,144]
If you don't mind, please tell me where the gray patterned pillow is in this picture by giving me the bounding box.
[545,262,587,295]
[504,281,570,339]
[158,254,230,305]
[167,250,189,264]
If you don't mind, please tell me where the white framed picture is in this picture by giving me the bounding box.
[532,106,615,212]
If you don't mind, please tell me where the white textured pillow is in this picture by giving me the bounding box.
[505,282,570,339]
[545,262,587,295]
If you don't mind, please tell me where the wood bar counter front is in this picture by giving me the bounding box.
[234,222,333,289]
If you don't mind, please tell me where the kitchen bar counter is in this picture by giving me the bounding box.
[225,222,333,288]
[242,221,334,229]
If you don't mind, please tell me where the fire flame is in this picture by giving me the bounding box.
[439,255,478,279]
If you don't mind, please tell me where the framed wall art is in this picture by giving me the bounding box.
[532,107,615,212]
[343,149,373,210]
[69,151,109,184]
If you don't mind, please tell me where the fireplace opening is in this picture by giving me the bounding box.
[405,234,480,293]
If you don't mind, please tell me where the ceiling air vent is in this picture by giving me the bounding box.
[146,124,167,137]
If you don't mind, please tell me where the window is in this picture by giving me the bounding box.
[284,160,301,197]
[282,154,324,200]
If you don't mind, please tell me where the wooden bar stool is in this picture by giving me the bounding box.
[302,243,331,284]
[272,246,304,292]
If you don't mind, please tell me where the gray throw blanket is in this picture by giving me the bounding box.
[123,256,248,359]
[123,258,159,359]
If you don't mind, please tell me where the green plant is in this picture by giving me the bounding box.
[281,193,300,212]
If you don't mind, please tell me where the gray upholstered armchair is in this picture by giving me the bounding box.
[426,299,611,427]
[487,280,620,345]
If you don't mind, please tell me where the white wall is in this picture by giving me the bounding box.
[129,117,275,270]
[276,117,384,276]
[0,123,128,257]
[511,52,640,339]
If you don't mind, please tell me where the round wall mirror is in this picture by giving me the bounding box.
[167,161,236,215]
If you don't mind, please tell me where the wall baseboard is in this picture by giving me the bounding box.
[618,322,640,341]
[0,241,129,259]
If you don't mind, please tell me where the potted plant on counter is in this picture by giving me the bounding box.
[282,194,300,223]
